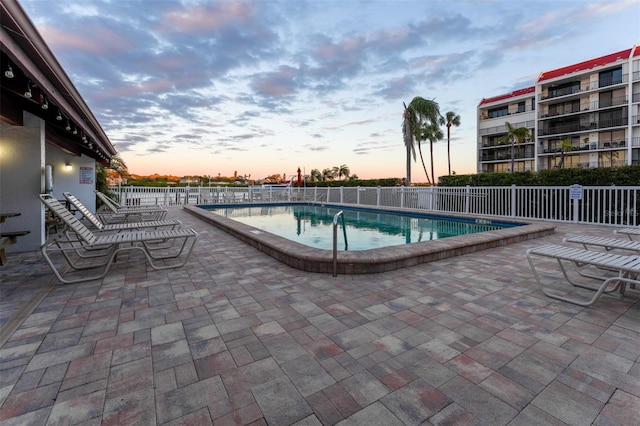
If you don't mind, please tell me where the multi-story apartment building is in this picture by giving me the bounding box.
[478,46,640,173]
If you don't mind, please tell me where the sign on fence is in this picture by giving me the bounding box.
[569,184,583,200]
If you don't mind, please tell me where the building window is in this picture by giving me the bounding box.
[531,99,535,111]
[488,106,508,118]
[517,102,525,113]
[549,81,580,98]
[599,67,622,88]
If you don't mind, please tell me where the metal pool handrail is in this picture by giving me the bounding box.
[333,210,348,277]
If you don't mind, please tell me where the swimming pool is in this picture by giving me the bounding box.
[184,203,555,274]
[205,204,517,251]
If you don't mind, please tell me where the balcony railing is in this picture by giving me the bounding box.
[479,120,534,135]
[539,74,629,101]
[538,96,628,119]
[538,117,628,136]
[633,92,640,103]
[541,139,628,154]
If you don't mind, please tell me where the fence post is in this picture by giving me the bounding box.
[356,186,360,205]
[339,187,343,204]
[465,186,470,214]
[400,187,404,208]
[376,187,381,207]
[511,184,517,218]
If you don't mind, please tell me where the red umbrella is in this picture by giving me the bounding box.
[296,167,302,187]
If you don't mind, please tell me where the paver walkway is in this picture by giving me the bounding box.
[0,207,638,425]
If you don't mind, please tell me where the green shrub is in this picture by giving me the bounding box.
[439,166,640,187]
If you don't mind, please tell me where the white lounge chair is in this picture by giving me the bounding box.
[64,192,181,232]
[39,194,197,284]
[94,190,167,223]
[614,227,640,240]
[563,235,640,253]
[526,244,640,307]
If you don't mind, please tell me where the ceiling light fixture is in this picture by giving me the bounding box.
[56,110,63,121]
[41,97,48,110]
[72,127,78,135]
[24,81,32,98]
[4,63,14,79]
[65,118,71,131]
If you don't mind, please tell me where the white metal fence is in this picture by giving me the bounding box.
[109,185,640,226]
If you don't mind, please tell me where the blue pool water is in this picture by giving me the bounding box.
[205,204,519,251]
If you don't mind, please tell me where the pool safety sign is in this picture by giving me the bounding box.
[569,184,583,200]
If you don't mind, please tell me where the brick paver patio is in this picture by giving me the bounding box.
[1,207,638,425]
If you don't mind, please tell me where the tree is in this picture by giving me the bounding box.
[336,164,350,180]
[556,137,573,169]
[497,122,531,172]
[420,121,444,185]
[322,168,335,181]
[309,169,322,182]
[441,111,461,175]
[402,97,440,185]
[96,153,129,199]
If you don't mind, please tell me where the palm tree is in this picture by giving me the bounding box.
[497,122,531,172]
[420,122,444,185]
[322,168,335,181]
[557,137,573,169]
[309,169,322,182]
[441,111,460,175]
[336,164,350,180]
[402,97,440,185]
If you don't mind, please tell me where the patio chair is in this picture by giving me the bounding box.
[64,192,181,232]
[94,190,168,223]
[614,227,640,240]
[563,235,640,253]
[526,244,640,307]
[39,194,197,284]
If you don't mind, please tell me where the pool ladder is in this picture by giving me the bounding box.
[332,211,348,277]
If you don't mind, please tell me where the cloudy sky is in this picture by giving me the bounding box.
[20,0,640,182]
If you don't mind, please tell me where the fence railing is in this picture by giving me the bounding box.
[109,185,640,226]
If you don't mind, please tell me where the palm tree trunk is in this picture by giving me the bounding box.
[404,109,412,186]
[510,139,515,172]
[430,140,435,185]
[447,124,451,175]
[417,142,431,185]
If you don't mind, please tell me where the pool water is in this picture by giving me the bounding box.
[206,205,516,251]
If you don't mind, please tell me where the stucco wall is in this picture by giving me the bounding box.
[0,117,44,252]
[0,112,97,254]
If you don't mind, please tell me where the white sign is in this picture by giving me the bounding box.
[569,184,583,200]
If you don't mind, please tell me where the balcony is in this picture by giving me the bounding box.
[539,74,629,102]
[541,139,629,155]
[538,97,628,119]
[538,117,628,136]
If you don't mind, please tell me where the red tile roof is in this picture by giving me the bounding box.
[538,48,632,82]
[478,86,535,106]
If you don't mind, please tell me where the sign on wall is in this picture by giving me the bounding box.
[80,166,93,184]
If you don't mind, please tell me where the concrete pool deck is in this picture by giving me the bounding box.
[0,206,638,425]
[185,204,556,274]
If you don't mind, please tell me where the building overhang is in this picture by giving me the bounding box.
[0,0,116,165]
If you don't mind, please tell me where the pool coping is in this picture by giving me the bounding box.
[183,203,556,274]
